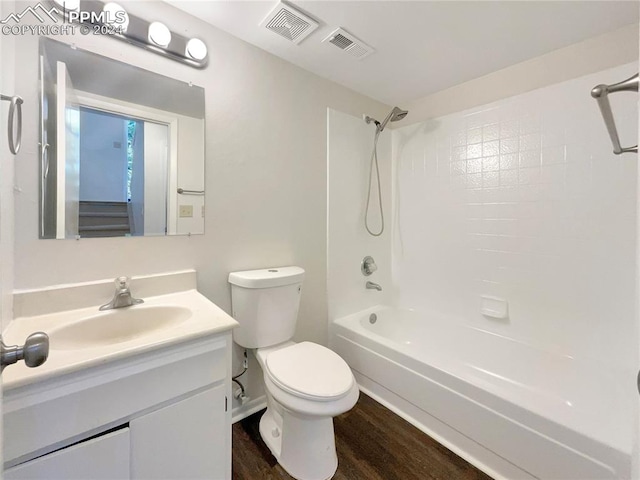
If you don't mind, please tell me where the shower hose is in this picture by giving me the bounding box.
[365,128,384,237]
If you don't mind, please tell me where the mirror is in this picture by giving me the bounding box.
[39,38,205,239]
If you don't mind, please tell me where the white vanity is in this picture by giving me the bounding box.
[2,270,237,480]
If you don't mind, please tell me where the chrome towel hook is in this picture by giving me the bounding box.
[1,94,23,155]
[591,73,638,155]
[177,188,205,196]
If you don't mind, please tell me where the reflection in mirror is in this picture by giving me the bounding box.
[39,38,205,239]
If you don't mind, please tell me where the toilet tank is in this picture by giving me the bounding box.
[228,266,305,349]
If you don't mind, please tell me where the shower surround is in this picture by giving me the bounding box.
[328,62,638,478]
[392,62,637,369]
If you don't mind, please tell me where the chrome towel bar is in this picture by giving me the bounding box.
[177,188,205,196]
[591,73,638,155]
[1,93,23,155]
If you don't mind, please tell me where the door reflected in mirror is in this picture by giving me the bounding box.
[39,38,205,239]
[78,108,169,237]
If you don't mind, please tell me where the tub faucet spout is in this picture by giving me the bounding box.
[366,281,382,291]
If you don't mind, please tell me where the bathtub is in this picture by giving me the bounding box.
[330,306,632,479]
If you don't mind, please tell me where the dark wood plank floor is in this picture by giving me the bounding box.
[233,393,493,480]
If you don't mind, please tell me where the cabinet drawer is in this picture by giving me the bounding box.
[5,428,130,480]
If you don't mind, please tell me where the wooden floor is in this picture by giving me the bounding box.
[232,393,493,480]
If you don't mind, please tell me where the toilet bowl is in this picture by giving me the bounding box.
[255,342,359,480]
[228,266,358,480]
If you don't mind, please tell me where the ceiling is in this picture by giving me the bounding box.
[166,1,639,105]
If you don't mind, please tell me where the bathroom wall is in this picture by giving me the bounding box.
[327,109,392,320]
[10,1,388,317]
[393,62,638,369]
[1,0,17,335]
[396,24,639,126]
[634,28,640,480]
[8,0,389,413]
[0,0,17,463]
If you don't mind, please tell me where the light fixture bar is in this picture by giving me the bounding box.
[48,0,208,69]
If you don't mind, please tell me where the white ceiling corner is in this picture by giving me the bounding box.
[165,1,639,105]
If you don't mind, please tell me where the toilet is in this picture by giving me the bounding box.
[228,266,359,480]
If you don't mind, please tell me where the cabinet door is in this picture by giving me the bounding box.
[5,428,130,480]
[131,385,227,479]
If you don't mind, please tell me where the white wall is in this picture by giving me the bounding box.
[327,109,392,320]
[1,0,17,466]
[634,25,640,480]
[9,1,389,412]
[393,63,638,369]
[396,24,639,126]
[175,115,205,236]
[1,0,16,335]
[143,122,168,236]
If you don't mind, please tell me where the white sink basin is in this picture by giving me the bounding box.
[49,305,192,350]
[3,274,239,390]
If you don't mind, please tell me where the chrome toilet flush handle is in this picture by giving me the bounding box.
[1,94,24,155]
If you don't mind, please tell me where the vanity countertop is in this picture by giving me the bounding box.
[3,289,238,391]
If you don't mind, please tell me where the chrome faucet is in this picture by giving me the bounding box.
[366,281,382,291]
[99,276,144,311]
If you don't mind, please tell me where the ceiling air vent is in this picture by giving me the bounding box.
[323,28,375,60]
[260,1,319,45]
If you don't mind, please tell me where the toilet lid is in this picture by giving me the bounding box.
[265,342,354,401]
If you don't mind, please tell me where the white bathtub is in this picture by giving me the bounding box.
[331,306,632,479]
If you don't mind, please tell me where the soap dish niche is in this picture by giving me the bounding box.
[480,295,509,320]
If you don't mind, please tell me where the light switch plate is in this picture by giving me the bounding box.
[179,205,193,218]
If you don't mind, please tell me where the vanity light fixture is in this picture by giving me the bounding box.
[47,0,209,68]
[53,0,79,10]
[148,22,172,48]
[186,38,207,61]
[102,2,129,33]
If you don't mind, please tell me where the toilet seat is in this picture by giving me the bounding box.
[264,342,354,402]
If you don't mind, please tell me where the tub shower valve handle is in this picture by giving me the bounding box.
[0,332,50,371]
[362,256,378,276]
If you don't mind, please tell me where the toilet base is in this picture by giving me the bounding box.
[259,402,338,480]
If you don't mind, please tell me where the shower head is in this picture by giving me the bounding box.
[377,106,408,132]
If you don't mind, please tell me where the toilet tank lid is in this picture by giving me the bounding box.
[228,266,305,288]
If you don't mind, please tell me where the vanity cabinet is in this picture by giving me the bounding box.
[131,385,227,479]
[5,429,131,480]
[4,333,233,480]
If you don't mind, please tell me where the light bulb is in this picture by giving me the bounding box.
[186,38,207,61]
[103,3,129,33]
[148,22,171,48]
[54,0,79,10]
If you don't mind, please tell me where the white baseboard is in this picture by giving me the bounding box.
[232,395,267,424]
